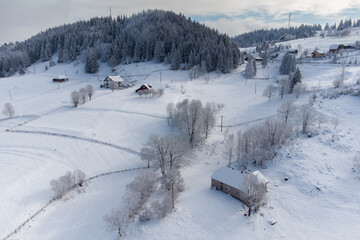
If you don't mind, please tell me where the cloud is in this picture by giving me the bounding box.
[0,0,359,44]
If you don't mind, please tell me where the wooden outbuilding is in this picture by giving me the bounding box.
[211,167,269,204]
[311,50,324,58]
[135,84,153,93]
[329,44,345,53]
[53,75,69,82]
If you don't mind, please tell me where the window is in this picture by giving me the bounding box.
[236,191,239,195]
[225,187,229,191]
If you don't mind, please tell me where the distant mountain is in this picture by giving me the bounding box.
[0,10,241,78]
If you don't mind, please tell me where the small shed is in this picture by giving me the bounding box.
[311,50,324,58]
[135,84,153,93]
[211,167,268,204]
[287,49,298,54]
[53,75,69,82]
[101,75,124,88]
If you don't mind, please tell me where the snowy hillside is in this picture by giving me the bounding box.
[1,29,360,240]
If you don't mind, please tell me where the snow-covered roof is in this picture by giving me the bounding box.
[287,49,298,52]
[211,167,269,191]
[56,75,68,79]
[329,44,339,50]
[211,167,246,191]
[106,75,124,82]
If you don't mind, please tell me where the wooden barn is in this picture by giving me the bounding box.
[211,167,269,204]
[101,75,124,88]
[135,84,153,93]
[53,75,69,82]
[329,44,345,53]
[311,50,325,58]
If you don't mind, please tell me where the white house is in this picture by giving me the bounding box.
[101,75,124,88]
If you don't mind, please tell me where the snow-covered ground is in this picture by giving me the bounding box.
[1,30,360,240]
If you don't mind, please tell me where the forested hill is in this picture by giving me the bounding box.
[232,24,322,48]
[0,10,241,78]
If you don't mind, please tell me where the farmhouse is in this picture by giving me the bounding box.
[53,75,68,82]
[211,167,269,204]
[101,75,124,88]
[135,84,153,93]
[329,44,345,53]
[311,50,325,58]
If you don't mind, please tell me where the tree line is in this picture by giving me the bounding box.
[0,10,241,78]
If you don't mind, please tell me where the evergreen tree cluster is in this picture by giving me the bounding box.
[279,52,296,75]
[232,24,322,47]
[0,10,241,77]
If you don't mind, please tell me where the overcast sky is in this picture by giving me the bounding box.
[1,0,360,44]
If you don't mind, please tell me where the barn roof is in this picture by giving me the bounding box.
[211,167,247,192]
[106,75,124,82]
[329,44,339,50]
[211,167,269,191]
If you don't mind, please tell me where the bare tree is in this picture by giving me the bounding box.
[333,78,343,88]
[278,77,290,99]
[331,117,340,130]
[245,174,267,216]
[50,169,87,199]
[293,82,307,98]
[277,100,296,125]
[2,103,15,118]
[166,135,191,170]
[166,103,174,126]
[203,103,217,138]
[86,84,94,100]
[317,113,328,128]
[103,209,128,238]
[79,88,88,103]
[263,84,277,101]
[223,133,235,166]
[70,91,80,107]
[297,104,317,134]
[127,170,158,205]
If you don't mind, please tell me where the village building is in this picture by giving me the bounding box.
[53,75,69,82]
[135,84,153,93]
[287,49,298,55]
[101,75,124,88]
[311,50,325,58]
[211,167,269,204]
[329,44,345,53]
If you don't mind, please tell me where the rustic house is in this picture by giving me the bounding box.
[311,50,325,58]
[211,167,269,204]
[53,75,68,82]
[135,84,153,93]
[101,75,124,88]
[329,44,345,53]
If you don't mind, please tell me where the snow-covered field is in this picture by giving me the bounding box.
[1,31,360,240]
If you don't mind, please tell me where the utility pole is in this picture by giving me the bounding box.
[220,115,224,132]
[171,179,175,209]
[8,90,12,102]
[109,7,112,17]
[288,13,291,28]
[255,81,257,95]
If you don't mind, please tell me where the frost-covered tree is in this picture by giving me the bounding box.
[86,84,94,100]
[70,90,80,107]
[277,100,296,125]
[2,103,15,118]
[262,84,277,101]
[297,104,317,134]
[79,88,88,103]
[292,82,307,98]
[280,52,296,75]
[278,77,290,99]
[103,209,128,238]
[245,174,267,216]
[245,59,255,79]
[85,49,99,73]
[223,133,235,166]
